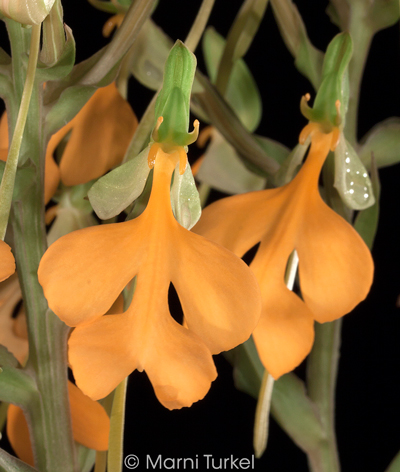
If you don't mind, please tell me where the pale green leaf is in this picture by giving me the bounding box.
[88,146,150,220]
[128,20,173,91]
[273,139,309,186]
[196,129,266,194]
[359,118,400,169]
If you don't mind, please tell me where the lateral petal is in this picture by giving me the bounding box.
[252,281,315,379]
[38,219,146,326]
[172,228,261,354]
[297,195,374,323]
[68,314,137,400]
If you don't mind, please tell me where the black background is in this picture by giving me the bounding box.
[2,1,400,471]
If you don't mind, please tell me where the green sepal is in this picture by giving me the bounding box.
[196,129,266,194]
[171,163,201,230]
[334,133,374,210]
[354,157,380,250]
[303,33,352,129]
[0,346,37,405]
[359,118,400,169]
[36,24,76,82]
[129,20,173,91]
[0,449,39,472]
[88,146,151,220]
[202,27,262,132]
[154,41,197,146]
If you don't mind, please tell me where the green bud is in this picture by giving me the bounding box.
[153,40,198,147]
[301,32,352,129]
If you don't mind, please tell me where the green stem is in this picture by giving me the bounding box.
[385,450,400,472]
[344,10,374,146]
[0,24,41,240]
[306,320,342,472]
[215,0,268,96]
[6,22,76,472]
[185,0,216,53]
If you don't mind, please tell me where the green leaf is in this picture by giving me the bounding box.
[0,346,37,405]
[354,157,380,249]
[36,24,76,82]
[254,135,291,166]
[270,0,324,90]
[87,0,119,14]
[196,129,267,194]
[0,449,38,472]
[359,118,400,169]
[88,146,151,220]
[334,133,375,210]
[77,445,96,472]
[171,162,201,230]
[128,20,173,91]
[202,27,262,132]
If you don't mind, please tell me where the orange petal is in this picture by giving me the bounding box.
[0,240,16,282]
[68,382,110,451]
[296,194,374,322]
[193,188,284,258]
[68,314,138,400]
[172,228,261,354]
[144,314,217,410]
[252,281,314,379]
[7,404,34,466]
[59,83,138,186]
[38,219,146,327]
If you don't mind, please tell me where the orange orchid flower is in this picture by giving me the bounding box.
[0,82,137,202]
[193,122,374,379]
[38,143,262,410]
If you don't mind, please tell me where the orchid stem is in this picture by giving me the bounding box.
[344,9,374,146]
[0,24,41,241]
[185,0,215,53]
[306,320,342,472]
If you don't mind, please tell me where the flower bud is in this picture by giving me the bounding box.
[1,0,56,25]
